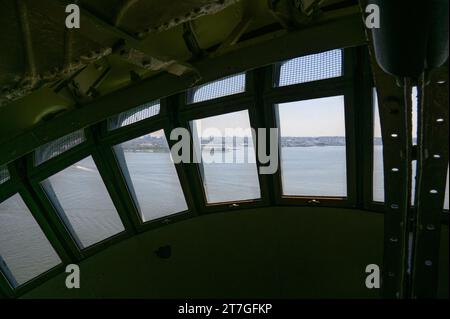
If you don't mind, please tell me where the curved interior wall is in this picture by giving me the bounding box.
[22,206,386,299]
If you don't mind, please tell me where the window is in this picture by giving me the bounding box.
[0,165,9,185]
[35,130,86,166]
[276,96,347,197]
[411,87,418,205]
[108,100,160,130]
[373,89,384,202]
[114,130,188,222]
[275,49,343,87]
[373,87,418,204]
[187,73,246,104]
[0,194,61,287]
[191,110,261,203]
[41,156,125,249]
[445,166,449,210]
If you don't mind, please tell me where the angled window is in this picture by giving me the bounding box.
[275,49,343,87]
[108,100,160,130]
[373,89,384,202]
[113,130,188,222]
[0,194,61,287]
[0,164,10,185]
[276,96,347,197]
[191,110,261,204]
[34,130,86,166]
[187,73,246,104]
[41,156,125,249]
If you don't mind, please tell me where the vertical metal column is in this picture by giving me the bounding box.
[411,67,449,298]
[368,54,412,298]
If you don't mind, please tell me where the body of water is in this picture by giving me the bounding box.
[1,145,448,287]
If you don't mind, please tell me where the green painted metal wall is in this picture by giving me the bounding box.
[21,206,385,299]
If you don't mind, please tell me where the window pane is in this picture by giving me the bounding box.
[411,86,418,205]
[276,49,342,87]
[187,73,246,104]
[41,156,125,249]
[373,89,384,202]
[35,130,86,166]
[373,87,419,204]
[191,110,261,203]
[0,164,9,185]
[444,166,449,210]
[108,100,160,130]
[114,130,188,222]
[0,194,61,287]
[277,96,347,197]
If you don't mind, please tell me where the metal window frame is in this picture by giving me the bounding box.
[172,72,270,213]
[97,113,196,233]
[261,47,358,208]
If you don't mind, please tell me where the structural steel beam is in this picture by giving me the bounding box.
[411,66,449,298]
[368,48,412,299]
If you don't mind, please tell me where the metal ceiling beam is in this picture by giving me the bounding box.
[53,0,194,75]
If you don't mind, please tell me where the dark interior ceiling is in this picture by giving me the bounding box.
[0,0,357,157]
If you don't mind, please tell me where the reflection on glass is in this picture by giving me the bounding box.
[191,110,261,203]
[34,130,86,166]
[0,164,9,185]
[114,130,188,222]
[373,89,384,202]
[0,194,61,287]
[108,100,160,130]
[42,156,125,249]
[276,96,347,197]
[276,49,343,87]
[187,73,246,104]
[444,166,449,210]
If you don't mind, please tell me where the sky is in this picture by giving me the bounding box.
[193,110,254,138]
[277,95,346,137]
